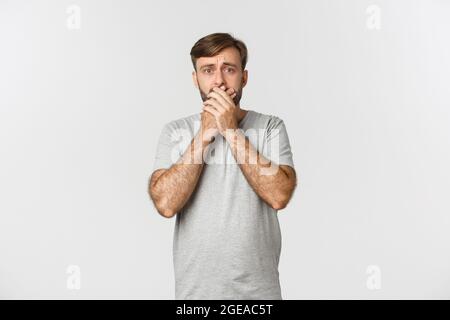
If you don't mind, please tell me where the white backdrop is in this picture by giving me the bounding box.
[1,0,449,299]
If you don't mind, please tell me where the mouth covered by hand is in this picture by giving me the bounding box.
[213,85,237,100]
[200,84,239,104]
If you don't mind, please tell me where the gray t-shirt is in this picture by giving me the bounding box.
[152,109,295,299]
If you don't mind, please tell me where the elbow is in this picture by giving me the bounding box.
[154,199,177,218]
[157,207,177,219]
[270,189,295,210]
[271,180,297,210]
[149,189,177,219]
[270,194,289,210]
[271,200,288,211]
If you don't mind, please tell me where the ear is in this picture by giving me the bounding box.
[192,70,199,89]
[241,69,248,89]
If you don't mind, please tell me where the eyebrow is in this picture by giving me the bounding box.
[199,62,239,70]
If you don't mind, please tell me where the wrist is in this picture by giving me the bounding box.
[224,127,244,144]
[200,129,218,146]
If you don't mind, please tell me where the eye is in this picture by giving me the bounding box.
[225,67,235,73]
[203,68,212,74]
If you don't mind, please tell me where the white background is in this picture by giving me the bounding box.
[1,0,449,299]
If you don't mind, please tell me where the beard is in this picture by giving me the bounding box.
[199,86,243,106]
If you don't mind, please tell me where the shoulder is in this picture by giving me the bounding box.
[249,110,286,130]
[161,112,201,133]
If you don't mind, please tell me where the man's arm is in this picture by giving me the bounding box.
[149,87,237,218]
[148,129,211,218]
[224,129,297,210]
[202,87,297,210]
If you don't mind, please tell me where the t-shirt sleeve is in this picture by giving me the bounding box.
[152,123,181,171]
[263,117,295,169]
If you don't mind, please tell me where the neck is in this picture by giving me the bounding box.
[236,106,248,123]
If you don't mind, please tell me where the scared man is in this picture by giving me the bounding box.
[149,32,297,300]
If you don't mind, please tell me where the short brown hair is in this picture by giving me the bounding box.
[190,32,248,71]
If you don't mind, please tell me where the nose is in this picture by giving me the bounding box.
[214,69,224,87]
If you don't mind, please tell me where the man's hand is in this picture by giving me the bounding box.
[201,110,218,144]
[201,85,236,143]
[202,86,238,137]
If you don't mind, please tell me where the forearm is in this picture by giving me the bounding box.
[151,131,210,217]
[225,129,294,210]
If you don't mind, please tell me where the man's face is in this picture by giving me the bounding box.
[192,47,248,106]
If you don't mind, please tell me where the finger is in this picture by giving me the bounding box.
[226,87,235,96]
[203,106,220,118]
[203,97,227,113]
[212,87,235,106]
[213,87,235,105]
[211,85,226,93]
[206,92,230,110]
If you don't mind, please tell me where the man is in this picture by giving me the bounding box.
[148,32,297,300]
